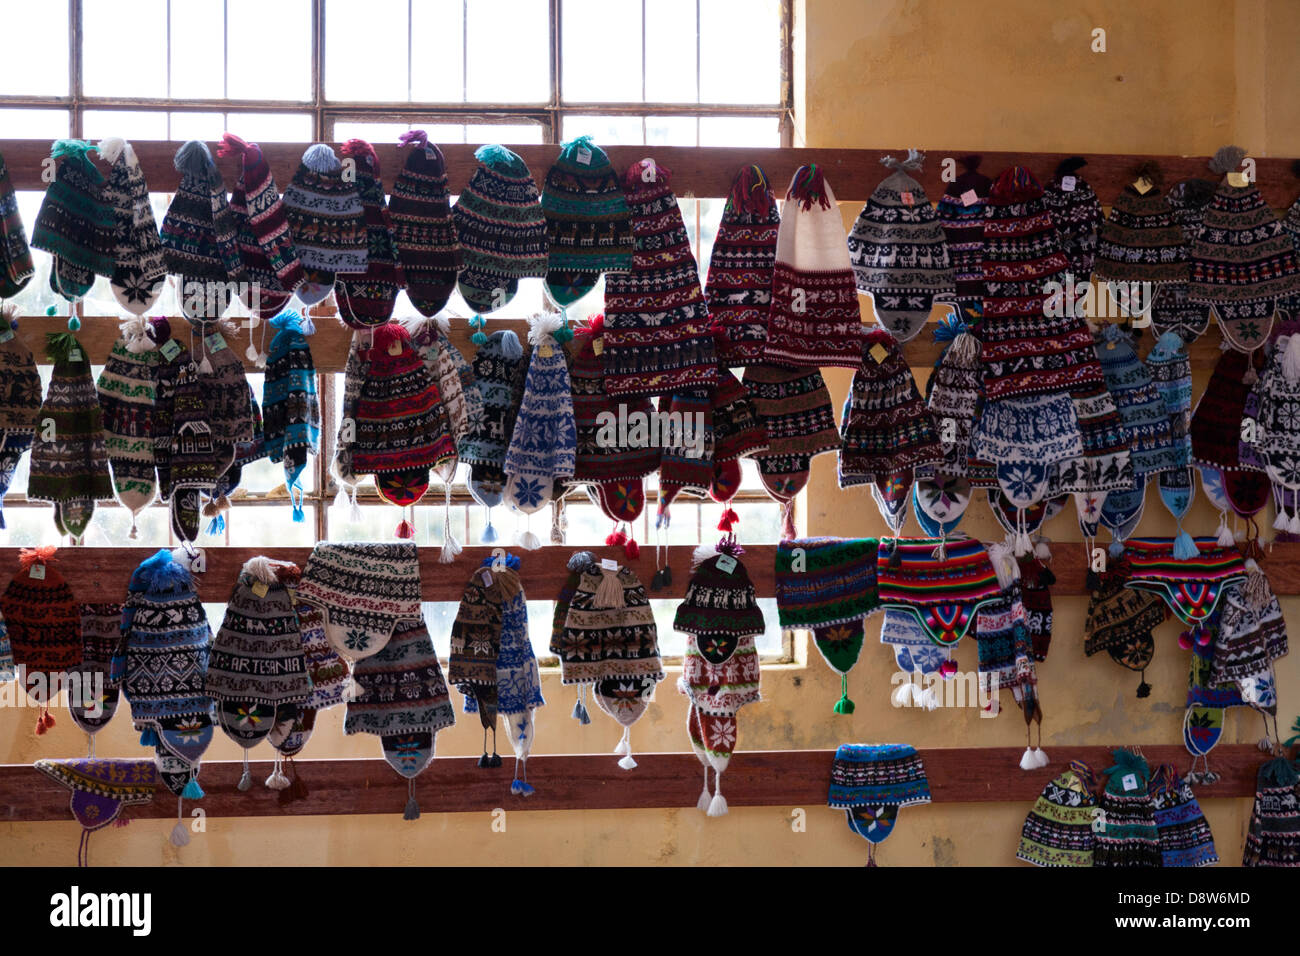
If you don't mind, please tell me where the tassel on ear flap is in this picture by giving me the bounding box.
[403,778,420,821]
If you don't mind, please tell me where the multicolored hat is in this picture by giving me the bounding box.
[706,165,780,365]
[1157,177,1218,341]
[922,314,985,480]
[282,143,367,301]
[1017,761,1097,867]
[763,164,863,368]
[828,743,930,865]
[1190,346,1263,474]
[1094,163,1189,316]
[290,598,349,713]
[388,131,462,317]
[1146,331,1196,533]
[0,320,40,529]
[1125,536,1246,628]
[875,537,1003,650]
[69,603,123,740]
[97,138,166,314]
[1213,563,1287,688]
[160,140,245,323]
[96,321,161,535]
[654,388,714,526]
[1242,757,1300,867]
[34,758,157,865]
[0,547,82,726]
[541,136,634,307]
[936,155,992,325]
[0,150,33,298]
[1149,763,1219,867]
[602,158,717,397]
[848,150,955,343]
[460,328,528,539]
[1249,334,1300,530]
[1083,554,1169,697]
[334,139,406,328]
[262,310,319,521]
[1093,749,1161,868]
[1043,157,1103,283]
[30,140,115,302]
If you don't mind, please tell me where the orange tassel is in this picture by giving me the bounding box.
[19,546,57,570]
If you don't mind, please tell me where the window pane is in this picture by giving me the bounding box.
[226,112,314,142]
[699,0,780,103]
[170,0,225,99]
[169,111,227,142]
[645,115,696,146]
[562,0,641,102]
[83,0,168,97]
[325,0,409,101]
[411,0,464,102]
[465,0,549,102]
[464,123,544,145]
[6,3,69,96]
[330,121,465,145]
[0,109,70,141]
[699,115,780,147]
[561,114,643,146]
[227,0,312,100]
[82,110,170,141]
[645,0,697,103]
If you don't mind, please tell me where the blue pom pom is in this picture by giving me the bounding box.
[181,776,205,800]
[1172,530,1199,560]
[67,316,81,332]
[471,331,488,346]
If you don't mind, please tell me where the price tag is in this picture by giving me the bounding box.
[1121,772,1138,792]
[868,343,889,364]
[160,339,183,362]
[1133,177,1153,195]
[714,554,737,575]
[69,348,82,362]
[540,342,554,359]
[204,332,228,353]
[592,337,604,356]
[959,189,978,207]
[251,581,270,598]
[576,146,593,165]
[388,338,403,356]
[28,564,45,581]
[600,558,619,572]
[481,570,493,587]
[1227,171,1249,187]
[0,327,13,343]
[1061,175,1077,192]
[900,191,914,206]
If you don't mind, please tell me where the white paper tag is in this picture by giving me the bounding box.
[1121,772,1138,792]
[0,327,13,343]
[960,189,978,207]
[715,554,737,575]
[900,190,914,206]
[600,558,619,572]
[69,348,82,362]
[28,564,45,580]
[481,570,493,587]
[1061,175,1077,192]
[576,147,592,165]
[204,332,227,353]
[160,339,182,362]
[251,581,269,598]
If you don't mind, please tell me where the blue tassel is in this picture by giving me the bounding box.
[182,776,205,800]
[512,780,535,797]
[1172,530,1198,560]
[290,483,305,523]
[481,518,498,543]
[1109,539,1124,558]
[0,510,5,530]
[68,316,81,332]
[138,728,159,747]
[471,331,488,346]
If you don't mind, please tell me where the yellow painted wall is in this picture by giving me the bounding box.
[2,0,1298,866]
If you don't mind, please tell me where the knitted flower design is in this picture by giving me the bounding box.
[709,718,737,750]
[391,735,424,771]
[605,680,648,712]
[1002,465,1041,502]
[173,718,206,741]
[512,477,546,509]
[235,704,268,728]
[343,627,373,653]
[820,625,859,649]
[469,634,495,657]
[117,269,157,305]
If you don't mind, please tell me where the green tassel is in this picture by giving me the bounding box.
[832,675,855,714]
[67,315,81,332]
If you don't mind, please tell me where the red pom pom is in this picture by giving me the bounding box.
[717,508,739,532]
[35,716,48,736]
[606,529,627,547]
[1177,630,1192,650]
[624,537,640,560]
[395,519,415,539]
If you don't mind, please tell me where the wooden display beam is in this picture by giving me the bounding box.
[0,745,1268,821]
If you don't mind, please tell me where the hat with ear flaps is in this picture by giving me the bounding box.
[262,309,319,525]
[706,164,780,365]
[0,311,43,530]
[936,155,992,326]
[0,546,82,732]
[217,133,303,320]
[1280,165,1300,319]
[1190,145,1300,351]
[550,550,597,724]
[30,139,116,305]
[95,318,162,538]
[335,139,406,328]
[1145,330,1197,540]
[35,758,158,865]
[460,328,529,543]
[0,150,34,298]
[68,603,124,745]
[1094,161,1189,318]
[1243,756,1300,867]
[1083,553,1169,698]
[1094,748,1162,868]
[282,143,368,306]
[98,137,166,314]
[28,332,114,541]
[203,378,263,539]
[1247,332,1300,532]
[1154,177,1217,342]
[389,131,462,317]
[706,366,768,536]
[828,743,931,867]
[1043,156,1103,283]
[675,539,764,816]
[1017,760,1098,867]
[160,140,246,324]
[448,556,515,769]
[654,388,715,532]
[849,149,955,344]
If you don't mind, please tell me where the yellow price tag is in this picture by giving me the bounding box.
[869,343,889,364]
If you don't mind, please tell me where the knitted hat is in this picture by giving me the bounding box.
[406,314,482,460]
[282,143,367,302]
[849,150,955,343]
[541,136,634,307]
[828,743,930,866]
[30,140,115,302]
[1147,764,1219,867]
[1017,761,1097,867]
[1094,324,1181,484]
[28,333,113,540]
[1242,757,1300,867]
[388,131,462,317]
[706,165,780,365]
[295,542,422,663]
[1214,566,1287,688]
[654,388,714,526]
[0,150,33,298]
[1250,334,1300,530]
[160,140,245,323]
[875,537,1003,648]
[335,139,406,328]
[1043,157,1102,283]
[675,541,763,817]
[1158,177,1218,340]
[1190,146,1300,350]
[1093,749,1161,868]
[882,606,946,710]
[449,556,514,765]
[936,155,992,325]
[35,758,158,864]
[1282,185,1300,319]
[345,619,454,819]
[1145,331,1196,532]
[1083,554,1168,697]
[1125,537,1246,633]
[262,310,319,521]
[602,158,718,397]
[217,133,303,319]
[329,336,368,495]
[452,144,547,315]
[1094,164,1188,316]
[501,317,574,546]
[968,548,1037,711]
[922,315,983,480]
[550,550,596,722]
[774,537,877,713]
[95,322,161,535]
[1190,347,1262,474]
[707,366,767,529]
[0,547,81,723]
[460,328,528,539]
[290,598,349,712]
[69,602,123,738]
[1184,637,1271,782]
[0,319,42,530]
[764,164,863,368]
[97,138,166,314]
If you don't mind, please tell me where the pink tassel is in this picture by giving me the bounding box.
[394,519,415,539]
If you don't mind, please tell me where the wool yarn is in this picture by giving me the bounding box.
[706,165,780,365]
[828,743,930,865]
[217,133,304,319]
[707,367,767,524]
[96,322,161,534]
[764,164,863,368]
[335,139,406,328]
[1156,177,1218,340]
[67,603,123,741]
[922,316,984,483]
[295,542,422,662]
[452,144,547,315]
[875,537,1003,648]
[654,388,714,525]
[1094,166,1189,316]
[160,140,245,323]
[969,545,1032,691]
[848,150,955,343]
[936,155,992,325]
[1190,347,1263,474]
[448,556,517,765]
[1126,537,1246,635]
[1250,334,1300,529]
[1094,749,1162,868]
[35,758,158,864]
[262,310,319,520]
[602,158,718,397]
[1213,569,1287,688]
[882,607,946,707]
[97,138,166,314]
[1147,764,1219,867]
[282,143,367,302]
[1242,757,1300,867]
[460,328,528,536]
[0,547,82,722]
[28,333,113,540]
[0,321,42,529]
[329,336,368,496]
[541,136,634,306]
[406,314,481,460]
[1017,761,1097,867]
[290,598,349,712]
[388,131,462,317]
[30,140,115,301]
[1043,157,1103,283]
[0,150,33,298]
[1083,554,1168,697]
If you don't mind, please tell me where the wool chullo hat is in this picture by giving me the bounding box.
[1189,146,1300,351]
[453,144,548,314]
[28,333,113,540]
[1242,757,1300,867]
[388,131,462,317]
[923,315,985,479]
[95,323,161,534]
[969,551,1033,692]
[160,140,245,323]
[1083,554,1169,697]
[828,743,930,864]
[1149,763,1219,867]
[654,388,715,525]
[290,598,349,712]
[1017,761,1098,867]
[1190,347,1262,474]
[449,557,515,763]
[0,320,43,530]
[330,336,368,493]
[541,136,634,306]
[602,158,718,397]
[882,606,946,702]
[69,602,124,735]
[0,150,33,297]
[262,310,319,519]
[1281,186,1300,318]
[848,150,955,344]
[1157,177,1218,341]
[1094,165,1189,316]
[35,758,157,863]
[30,140,116,301]
[763,164,863,368]
[217,133,303,319]
[97,138,166,314]
[1146,331,1196,530]
[875,537,1003,646]
[709,367,767,464]
[460,329,528,529]
[406,314,482,463]
[335,139,406,328]
[1043,157,1103,283]
[1094,749,1162,868]
[282,143,367,304]
[706,164,780,365]
[1213,567,1287,687]
[0,547,82,696]
[1094,323,1181,480]
[1125,536,1246,628]
[295,542,423,662]
[1250,334,1300,529]
[937,155,992,325]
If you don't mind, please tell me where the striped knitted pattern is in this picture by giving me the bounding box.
[705,165,780,365]
[557,565,661,685]
[979,166,1101,401]
[1083,558,1166,662]
[1150,768,1219,866]
[1125,536,1246,625]
[388,139,461,317]
[1214,581,1287,685]
[603,161,719,397]
[0,334,41,436]
[1095,185,1189,287]
[0,152,33,296]
[1189,182,1300,348]
[0,562,82,675]
[96,336,160,511]
[448,562,514,690]
[207,562,312,707]
[937,163,993,324]
[78,602,122,676]
[405,317,475,464]
[674,552,766,640]
[742,363,839,493]
[160,155,243,285]
[710,367,767,463]
[1094,325,1179,478]
[336,153,405,327]
[1152,283,1211,344]
[1243,757,1300,867]
[291,599,348,711]
[453,145,548,313]
[202,343,256,447]
[459,329,528,474]
[567,322,660,483]
[1167,178,1218,245]
[102,146,165,313]
[295,542,423,660]
[1190,347,1258,471]
[462,557,544,720]
[828,744,930,809]
[838,329,942,487]
[122,562,213,725]
[972,586,1033,688]
[1017,768,1096,867]
[1094,790,1161,868]
[345,619,455,737]
[542,137,634,304]
[31,148,116,278]
[1043,171,1102,281]
[282,154,368,274]
[1280,196,1300,318]
[1064,382,1135,496]
[774,537,878,629]
[923,331,984,478]
[148,336,192,496]
[882,606,945,674]
[657,388,714,504]
[875,537,1002,644]
[503,332,576,481]
[165,361,228,496]
[331,340,368,485]
[262,313,320,479]
[227,144,301,318]
[848,166,955,343]
[681,631,760,717]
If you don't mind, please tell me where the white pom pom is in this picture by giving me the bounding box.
[891,681,913,708]
[170,821,191,847]
[1288,514,1300,535]
[921,686,940,711]
[618,754,638,771]
[1034,539,1052,561]
[1033,747,1050,768]
[1274,509,1290,531]
[706,791,729,817]
[515,529,542,551]
[1216,517,1235,547]
[1020,747,1037,771]
[697,785,712,813]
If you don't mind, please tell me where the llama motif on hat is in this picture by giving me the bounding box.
[1243,757,1300,866]
[98,138,166,314]
[31,140,115,302]
[1094,162,1189,318]
[849,150,955,343]
[336,139,407,328]
[1043,157,1103,284]
[282,143,368,304]
[0,150,33,298]
[706,165,780,365]
[828,743,930,867]
[1084,553,1168,698]
[389,131,462,317]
